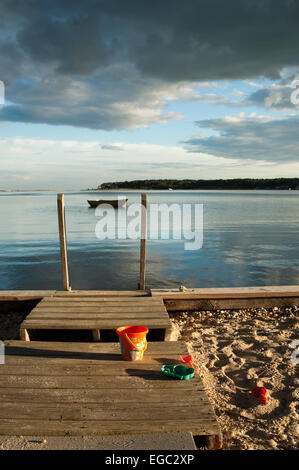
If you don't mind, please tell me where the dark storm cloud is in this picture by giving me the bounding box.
[1,0,299,129]
[5,0,299,80]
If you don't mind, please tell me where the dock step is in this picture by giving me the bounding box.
[0,340,222,448]
[20,296,172,342]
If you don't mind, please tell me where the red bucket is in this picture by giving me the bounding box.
[116,325,148,361]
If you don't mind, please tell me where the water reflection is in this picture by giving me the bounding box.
[0,190,299,289]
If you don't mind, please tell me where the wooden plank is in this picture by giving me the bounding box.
[4,340,187,355]
[139,193,147,290]
[0,365,192,377]
[29,307,167,314]
[28,313,169,321]
[39,297,164,303]
[0,354,188,375]
[54,290,149,297]
[0,374,202,389]
[21,319,170,329]
[92,329,101,341]
[0,354,189,375]
[0,418,220,437]
[0,291,56,301]
[163,292,299,300]
[38,299,164,305]
[151,285,299,299]
[0,402,215,421]
[165,297,299,311]
[32,306,166,313]
[36,302,164,308]
[57,194,71,292]
[19,328,30,341]
[45,304,159,311]
[0,388,206,404]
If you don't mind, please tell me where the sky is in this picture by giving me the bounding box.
[1,0,299,190]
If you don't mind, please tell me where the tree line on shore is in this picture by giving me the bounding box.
[99,178,299,190]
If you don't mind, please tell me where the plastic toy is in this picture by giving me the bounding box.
[251,386,268,405]
[180,355,198,373]
[161,364,195,380]
[116,325,148,361]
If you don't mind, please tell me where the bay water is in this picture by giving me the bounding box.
[0,190,298,290]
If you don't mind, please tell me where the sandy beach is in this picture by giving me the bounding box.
[170,307,299,450]
[0,305,298,450]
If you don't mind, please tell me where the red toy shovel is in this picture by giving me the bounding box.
[180,355,198,374]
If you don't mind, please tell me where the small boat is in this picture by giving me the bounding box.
[87,199,128,208]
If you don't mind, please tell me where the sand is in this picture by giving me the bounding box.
[170,307,299,450]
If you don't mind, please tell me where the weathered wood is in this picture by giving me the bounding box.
[0,388,205,404]
[165,297,299,312]
[20,295,171,341]
[0,359,196,373]
[21,319,169,329]
[19,328,30,342]
[139,193,147,290]
[5,340,185,354]
[38,298,161,305]
[29,310,167,317]
[34,304,164,311]
[54,290,149,297]
[0,402,215,421]
[0,290,149,302]
[151,285,299,298]
[2,285,299,301]
[0,340,222,443]
[27,316,168,324]
[39,299,161,305]
[92,329,100,341]
[0,374,204,389]
[57,194,71,292]
[151,286,299,311]
[0,419,220,437]
[0,291,55,301]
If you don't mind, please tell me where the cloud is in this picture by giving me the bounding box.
[0,64,185,130]
[184,113,299,162]
[1,0,299,129]
[243,80,261,88]
[100,144,124,151]
[2,135,299,189]
[245,79,299,110]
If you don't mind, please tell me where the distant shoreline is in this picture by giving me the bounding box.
[0,189,60,193]
[88,178,299,191]
[86,187,299,191]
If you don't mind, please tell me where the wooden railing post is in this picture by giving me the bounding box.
[57,193,71,291]
[138,193,147,290]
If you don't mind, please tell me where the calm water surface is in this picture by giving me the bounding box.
[0,190,299,290]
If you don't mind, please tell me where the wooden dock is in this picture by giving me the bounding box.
[0,288,236,447]
[20,293,172,342]
[151,285,299,311]
[0,340,222,448]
